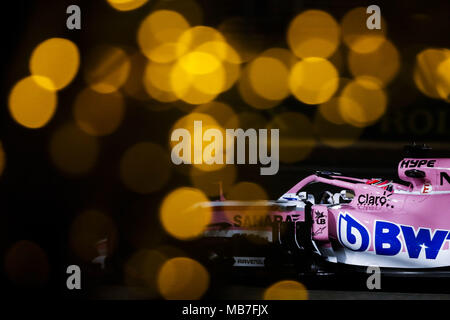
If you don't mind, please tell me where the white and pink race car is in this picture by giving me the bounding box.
[192,145,450,276]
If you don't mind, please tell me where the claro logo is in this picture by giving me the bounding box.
[357,191,394,209]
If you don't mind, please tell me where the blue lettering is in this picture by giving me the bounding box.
[401,226,448,259]
[375,221,402,256]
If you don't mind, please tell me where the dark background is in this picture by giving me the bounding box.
[1,0,450,298]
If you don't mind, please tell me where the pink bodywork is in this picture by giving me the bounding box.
[204,158,450,268]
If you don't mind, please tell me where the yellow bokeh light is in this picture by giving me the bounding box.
[73,88,125,136]
[120,142,171,194]
[437,58,450,101]
[348,40,400,87]
[157,257,209,300]
[137,10,190,63]
[249,56,290,100]
[4,241,49,287]
[106,0,148,11]
[239,64,282,109]
[69,210,117,262]
[341,7,387,54]
[170,57,225,105]
[49,123,99,175]
[196,41,241,65]
[29,37,79,91]
[179,51,222,75]
[267,112,316,163]
[287,10,340,58]
[84,45,131,94]
[9,76,57,129]
[177,26,225,55]
[289,57,339,105]
[414,48,450,100]
[319,96,347,125]
[159,187,211,240]
[263,280,308,300]
[339,77,387,127]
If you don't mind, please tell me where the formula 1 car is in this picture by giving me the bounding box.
[189,144,450,280]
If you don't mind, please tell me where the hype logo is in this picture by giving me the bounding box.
[338,213,370,251]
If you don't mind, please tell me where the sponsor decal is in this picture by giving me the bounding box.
[421,183,432,194]
[233,214,301,228]
[338,212,450,260]
[233,256,265,267]
[338,213,371,251]
[440,172,450,185]
[313,226,326,236]
[400,159,436,168]
[357,191,394,209]
[314,211,326,225]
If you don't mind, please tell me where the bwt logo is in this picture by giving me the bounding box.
[171,121,279,175]
[338,212,450,260]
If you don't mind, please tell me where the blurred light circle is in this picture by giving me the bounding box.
[4,241,49,287]
[348,40,400,87]
[9,76,57,129]
[318,97,346,125]
[239,64,282,109]
[138,10,190,63]
[170,57,224,105]
[267,112,316,163]
[414,48,450,100]
[120,142,171,194]
[69,210,117,262]
[30,37,80,91]
[196,41,241,64]
[74,88,125,136]
[263,280,308,300]
[289,58,339,105]
[49,123,99,175]
[157,257,209,299]
[341,7,387,54]
[179,51,222,75]
[176,26,225,55]
[106,0,148,11]
[249,56,290,100]
[437,58,450,101]
[159,187,211,240]
[287,10,340,58]
[339,77,387,127]
[84,45,131,94]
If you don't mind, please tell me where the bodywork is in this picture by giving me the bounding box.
[200,157,450,270]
